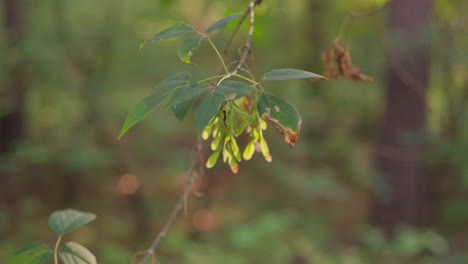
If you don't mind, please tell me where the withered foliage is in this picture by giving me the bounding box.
[261,109,301,147]
[322,39,373,81]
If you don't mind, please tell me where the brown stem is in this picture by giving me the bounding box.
[222,0,263,58]
[137,142,202,264]
[233,1,256,75]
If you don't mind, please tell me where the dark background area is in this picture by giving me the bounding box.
[1,0,468,263]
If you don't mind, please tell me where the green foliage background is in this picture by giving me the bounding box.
[1,0,468,263]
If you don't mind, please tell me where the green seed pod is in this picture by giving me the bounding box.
[202,122,214,140]
[259,118,267,130]
[206,149,221,168]
[229,137,242,162]
[235,122,248,137]
[227,153,239,174]
[242,140,255,161]
[222,137,229,163]
[259,137,272,163]
[252,127,260,141]
[210,133,222,151]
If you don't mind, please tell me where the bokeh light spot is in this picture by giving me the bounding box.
[117,173,140,195]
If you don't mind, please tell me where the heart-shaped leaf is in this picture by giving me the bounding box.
[257,93,302,146]
[216,81,258,94]
[59,242,97,264]
[194,90,226,133]
[170,83,210,121]
[8,242,51,264]
[48,209,96,236]
[141,22,195,49]
[262,69,325,81]
[157,72,191,89]
[206,13,243,33]
[178,36,205,64]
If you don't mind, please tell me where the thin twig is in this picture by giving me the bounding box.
[137,142,202,264]
[222,0,263,58]
[222,9,249,58]
[233,1,256,75]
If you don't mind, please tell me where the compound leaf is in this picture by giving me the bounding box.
[8,242,51,264]
[206,13,243,33]
[263,68,325,81]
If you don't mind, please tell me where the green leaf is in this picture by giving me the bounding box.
[206,13,243,33]
[140,22,195,49]
[216,81,258,94]
[119,88,174,138]
[167,83,210,107]
[48,209,96,236]
[157,72,191,89]
[257,93,302,146]
[194,91,226,133]
[59,242,97,264]
[262,68,325,81]
[8,242,51,264]
[170,83,210,121]
[178,36,205,64]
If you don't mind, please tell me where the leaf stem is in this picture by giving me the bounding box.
[54,236,62,264]
[198,75,227,84]
[233,74,259,85]
[202,34,229,74]
[216,74,232,86]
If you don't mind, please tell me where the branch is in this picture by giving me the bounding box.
[222,0,263,58]
[136,141,202,264]
[136,2,263,263]
[232,1,256,75]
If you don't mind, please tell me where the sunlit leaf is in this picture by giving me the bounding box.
[206,13,243,33]
[262,68,325,81]
[170,83,210,121]
[194,91,225,133]
[140,22,195,49]
[59,242,97,264]
[49,209,96,236]
[257,93,302,146]
[8,242,51,264]
[178,36,205,64]
[119,88,174,138]
[216,81,258,94]
[157,72,191,89]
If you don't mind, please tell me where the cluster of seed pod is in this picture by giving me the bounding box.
[202,96,272,173]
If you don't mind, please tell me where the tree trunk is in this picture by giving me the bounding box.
[0,0,28,155]
[372,0,433,234]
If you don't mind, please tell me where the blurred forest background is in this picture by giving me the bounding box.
[1,0,468,263]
